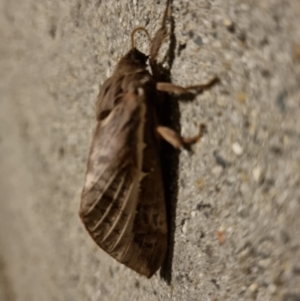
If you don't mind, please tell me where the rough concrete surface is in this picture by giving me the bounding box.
[0,0,300,300]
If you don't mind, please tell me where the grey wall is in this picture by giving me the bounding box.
[0,0,300,300]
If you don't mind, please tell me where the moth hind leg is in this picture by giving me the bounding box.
[156,124,206,149]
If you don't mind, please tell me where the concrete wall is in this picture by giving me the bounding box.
[0,0,300,300]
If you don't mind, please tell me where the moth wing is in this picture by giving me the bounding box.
[95,76,122,120]
[80,92,167,278]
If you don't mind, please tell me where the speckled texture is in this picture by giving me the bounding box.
[0,0,300,300]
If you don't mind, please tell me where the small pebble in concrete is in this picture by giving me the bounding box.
[181,219,188,235]
[236,92,246,104]
[193,35,203,46]
[223,18,235,32]
[212,165,223,177]
[258,258,271,269]
[217,230,225,245]
[252,166,265,183]
[196,178,204,188]
[232,142,243,156]
[213,151,227,168]
[248,283,259,294]
[276,90,287,112]
[268,283,277,294]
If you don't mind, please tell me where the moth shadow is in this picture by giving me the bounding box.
[156,5,212,284]
[157,11,179,285]
[158,90,201,284]
[158,87,180,285]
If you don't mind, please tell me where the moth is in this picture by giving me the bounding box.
[79,0,218,278]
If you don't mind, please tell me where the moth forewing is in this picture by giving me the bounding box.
[80,81,168,277]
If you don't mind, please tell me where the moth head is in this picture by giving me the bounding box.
[116,48,149,72]
[126,48,149,66]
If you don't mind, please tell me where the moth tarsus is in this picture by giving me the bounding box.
[79,0,219,278]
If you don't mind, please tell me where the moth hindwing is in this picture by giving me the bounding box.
[79,0,218,278]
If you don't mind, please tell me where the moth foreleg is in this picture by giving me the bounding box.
[149,0,171,61]
[156,124,206,149]
[156,77,219,95]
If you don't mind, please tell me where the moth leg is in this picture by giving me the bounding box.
[156,77,219,95]
[149,0,171,61]
[156,124,206,149]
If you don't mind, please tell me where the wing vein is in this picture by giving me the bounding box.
[91,171,126,232]
[100,177,136,244]
[84,166,120,216]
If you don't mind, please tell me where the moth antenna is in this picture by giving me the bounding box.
[131,27,151,49]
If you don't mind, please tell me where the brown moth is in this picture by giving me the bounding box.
[79,0,218,278]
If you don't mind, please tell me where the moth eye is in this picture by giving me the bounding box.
[98,110,111,120]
